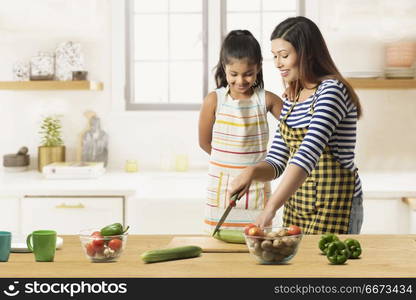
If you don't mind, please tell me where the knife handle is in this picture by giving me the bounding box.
[229,193,240,207]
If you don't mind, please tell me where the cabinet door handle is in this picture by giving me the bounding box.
[55,203,85,209]
[402,198,416,211]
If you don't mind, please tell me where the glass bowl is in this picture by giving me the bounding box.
[79,229,128,263]
[244,226,303,264]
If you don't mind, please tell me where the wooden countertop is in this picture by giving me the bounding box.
[1,235,415,278]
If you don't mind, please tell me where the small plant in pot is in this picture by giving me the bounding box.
[38,115,65,172]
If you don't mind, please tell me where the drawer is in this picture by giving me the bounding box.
[21,197,124,235]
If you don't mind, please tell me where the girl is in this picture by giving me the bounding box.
[228,17,364,234]
[198,29,283,233]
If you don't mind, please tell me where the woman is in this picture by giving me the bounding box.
[227,16,363,234]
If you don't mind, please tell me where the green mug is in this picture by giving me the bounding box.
[0,231,11,262]
[26,230,57,262]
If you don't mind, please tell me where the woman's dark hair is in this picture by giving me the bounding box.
[214,30,264,89]
[271,16,362,118]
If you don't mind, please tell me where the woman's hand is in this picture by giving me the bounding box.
[255,207,276,228]
[227,167,254,203]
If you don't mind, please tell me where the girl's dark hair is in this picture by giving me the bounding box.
[214,30,264,89]
[271,16,362,118]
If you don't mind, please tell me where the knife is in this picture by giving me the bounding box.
[212,192,242,237]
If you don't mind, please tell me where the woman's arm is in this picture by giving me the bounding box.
[198,92,217,155]
[256,164,308,227]
[265,91,283,119]
[228,161,276,200]
[289,81,348,175]
[256,81,350,227]
[227,128,291,200]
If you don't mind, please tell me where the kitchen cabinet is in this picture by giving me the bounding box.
[21,196,123,235]
[0,196,19,234]
[125,172,207,234]
[130,197,205,234]
[402,197,416,234]
[361,197,410,234]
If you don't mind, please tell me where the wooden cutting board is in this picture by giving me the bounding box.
[166,236,248,253]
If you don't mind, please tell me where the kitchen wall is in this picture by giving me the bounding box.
[0,0,415,173]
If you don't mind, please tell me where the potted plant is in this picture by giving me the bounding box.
[38,115,65,172]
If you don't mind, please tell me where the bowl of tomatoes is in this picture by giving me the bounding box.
[79,229,127,262]
[243,224,302,264]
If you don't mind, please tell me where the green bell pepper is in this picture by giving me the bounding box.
[318,234,339,254]
[100,223,129,236]
[344,238,362,259]
[326,241,351,265]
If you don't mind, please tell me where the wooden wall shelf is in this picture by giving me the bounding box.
[347,78,416,89]
[1,79,413,91]
[0,80,103,91]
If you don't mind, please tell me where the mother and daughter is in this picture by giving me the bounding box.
[199,16,363,235]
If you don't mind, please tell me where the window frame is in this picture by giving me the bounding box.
[125,0,208,111]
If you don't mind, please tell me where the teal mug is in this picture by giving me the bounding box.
[0,231,11,262]
[26,230,56,262]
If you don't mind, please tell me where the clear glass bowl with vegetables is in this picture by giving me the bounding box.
[243,225,303,264]
[79,223,129,263]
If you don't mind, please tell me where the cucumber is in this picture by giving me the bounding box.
[140,245,202,263]
[213,229,245,244]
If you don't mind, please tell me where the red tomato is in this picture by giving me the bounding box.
[86,243,96,257]
[92,239,104,249]
[248,226,264,237]
[91,231,102,238]
[287,225,302,236]
[108,239,122,251]
[244,223,257,235]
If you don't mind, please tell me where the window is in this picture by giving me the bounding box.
[226,0,301,96]
[126,0,303,110]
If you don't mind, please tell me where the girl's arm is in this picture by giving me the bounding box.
[265,91,283,119]
[198,91,217,155]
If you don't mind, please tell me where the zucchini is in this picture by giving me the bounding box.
[140,245,202,263]
[213,229,245,244]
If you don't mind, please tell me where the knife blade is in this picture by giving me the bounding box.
[212,192,241,237]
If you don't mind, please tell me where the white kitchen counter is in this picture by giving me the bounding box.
[0,170,207,198]
[1,170,415,235]
[0,169,415,199]
[359,172,416,198]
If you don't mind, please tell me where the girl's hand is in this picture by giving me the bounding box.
[227,167,254,203]
[255,207,276,228]
[282,86,296,101]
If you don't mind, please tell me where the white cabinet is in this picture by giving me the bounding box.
[126,173,206,234]
[0,196,19,234]
[361,197,410,234]
[21,197,124,235]
[128,197,205,234]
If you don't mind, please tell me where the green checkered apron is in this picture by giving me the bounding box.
[279,99,356,234]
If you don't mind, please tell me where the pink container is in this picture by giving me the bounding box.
[385,41,416,67]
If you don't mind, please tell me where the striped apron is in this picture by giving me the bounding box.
[280,99,356,234]
[204,87,271,232]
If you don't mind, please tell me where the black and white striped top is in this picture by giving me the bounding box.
[265,79,362,197]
